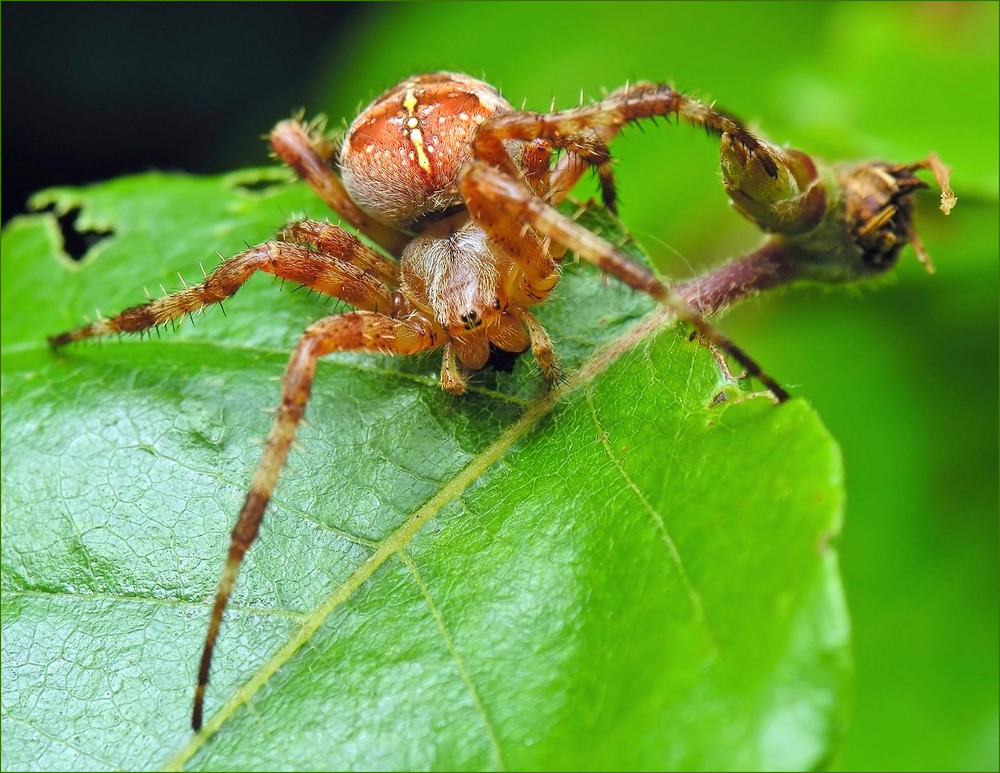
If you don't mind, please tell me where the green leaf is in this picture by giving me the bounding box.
[1,170,848,770]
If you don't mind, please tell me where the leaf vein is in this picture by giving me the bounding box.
[584,387,710,630]
[399,551,506,771]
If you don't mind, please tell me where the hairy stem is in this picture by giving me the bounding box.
[677,240,800,315]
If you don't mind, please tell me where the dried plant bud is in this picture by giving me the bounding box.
[721,133,827,235]
[790,154,954,282]
[837,161,935,274]
[682,147,955,316]
[722,129,954,283]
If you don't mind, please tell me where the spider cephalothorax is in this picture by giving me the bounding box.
[50,71,796,730]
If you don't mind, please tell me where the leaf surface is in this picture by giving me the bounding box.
[1,170,848,771]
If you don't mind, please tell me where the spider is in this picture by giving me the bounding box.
[49,71,792,731]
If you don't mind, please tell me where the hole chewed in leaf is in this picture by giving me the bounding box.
[226,168,290,196]
[50,206,114,261]
[232,178,286,194]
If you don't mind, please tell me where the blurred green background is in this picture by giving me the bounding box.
[5,2,997,769]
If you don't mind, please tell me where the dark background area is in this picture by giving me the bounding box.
[2,2,363,226]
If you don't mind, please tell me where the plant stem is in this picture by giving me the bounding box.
[678,239,799,315]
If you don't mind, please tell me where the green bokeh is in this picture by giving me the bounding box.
[296,2,998,770]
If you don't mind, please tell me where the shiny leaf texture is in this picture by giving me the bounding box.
[1,170,847,770]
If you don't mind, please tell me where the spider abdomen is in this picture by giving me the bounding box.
[340,72,512,229]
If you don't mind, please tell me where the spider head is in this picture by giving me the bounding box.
[400,217,507,340]
[340,72,513,230]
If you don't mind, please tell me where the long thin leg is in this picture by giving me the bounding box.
[49,221,398,347]
[192,310,441,730]
[439,341,469,395]
[270,120,410,257]
[279,219,399,289]
[477,82,778,210]
[511,307,560,385]
[460,188,559,306]
[462,161,790,402]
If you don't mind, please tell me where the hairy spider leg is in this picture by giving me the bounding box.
[192,309,442,730]
[461,162,790,403]
[277,219,400,289]
[510,306,559,385]
[517,139,556,200]
[466,86,786,401]
[439,341,468,394]
[483,82,780,211]
[48,221,399,347]
[271,120,410,257]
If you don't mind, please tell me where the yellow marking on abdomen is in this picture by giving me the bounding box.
[402,89,432,174]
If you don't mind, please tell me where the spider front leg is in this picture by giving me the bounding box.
[48,220,399,347]
[462,162,790,403]
[193,309,442,731]
[271,120,410,257]
[478,82,777,211]
[440,342,470,395]
[511,306,560,386]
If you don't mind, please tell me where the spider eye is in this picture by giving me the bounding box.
[493,298,502,310]
[459,309,482,330]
